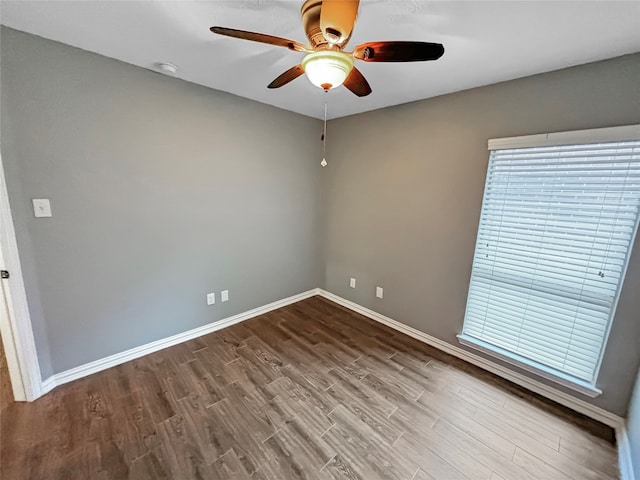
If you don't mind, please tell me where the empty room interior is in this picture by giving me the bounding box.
[1,1,640,479]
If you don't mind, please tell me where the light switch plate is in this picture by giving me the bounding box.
[32,198,52,218]
[221,290,229,302]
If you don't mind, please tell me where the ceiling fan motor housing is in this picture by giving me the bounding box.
[301,0,326,48]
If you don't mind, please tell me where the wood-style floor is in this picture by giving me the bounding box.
[0,296,619,479]
[0,332,14,413]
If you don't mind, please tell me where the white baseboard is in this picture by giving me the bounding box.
[317,289,624,429]
[617,424,637,480]
[41,288,320,392]
[40,376,56,395]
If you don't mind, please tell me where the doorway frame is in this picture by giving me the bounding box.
[0,151,43,401]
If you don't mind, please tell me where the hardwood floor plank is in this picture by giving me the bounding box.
[243,314,292,345]
[490,473,508,480]
[181,358,228,406]
[322,452,376,480]
[0,297,617,480]
[393,434,471,480]
[482,399,563,450]
[129,452,172,479]
[388,351,429,371]
[209,449,254,480]
[412,469,436,480]
[326,384,404,444]
[267,379,336,437]
[314,337,366,367]
[421,360,465,394]
[397,428,493,480]
[0,334,14,412]
[361,371,423,405]
[337,397,405,444]
[415,387,477,425]
[325,368,397,420]
[558,436,619,478]
[513,447,576,480]
[151,414,214,480]
[157,358,193,403]
[203,397,270,475]
[323,406,416,480]
[456,385,506,411]
[278,365,339,415]
[503,395,618,476]
[372,331,437,365]
[431,406,515,460]
[227,380,289,433]
[47,443,100,480]
[431,418,535,480]
[235,342,284,385]
[260,417,335,479]
[222,357,275,401]
[174,393,229,463]
[474,409,614,480]
[473,408,561,451]
[387,402,438,437]
[512,443,617,480]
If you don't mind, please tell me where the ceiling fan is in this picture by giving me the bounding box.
[210,0,444,97]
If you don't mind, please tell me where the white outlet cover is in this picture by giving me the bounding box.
[207,292,215,305]
[349,278,356,288]
[376,287,384,299]
[32,198,52,218]
[221,290,229,302]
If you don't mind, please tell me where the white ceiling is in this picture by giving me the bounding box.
[2,1,639,119]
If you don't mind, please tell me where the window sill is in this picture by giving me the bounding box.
[457,334,602,398]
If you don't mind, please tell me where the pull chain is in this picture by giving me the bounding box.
[321,102,328,167]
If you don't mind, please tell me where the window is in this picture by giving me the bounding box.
[459,125,640,395]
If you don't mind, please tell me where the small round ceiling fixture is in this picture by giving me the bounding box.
[154,62,178,74]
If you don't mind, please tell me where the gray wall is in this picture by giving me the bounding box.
[323,53,640,416]
[628,367,640,478]
[1,27,324,375]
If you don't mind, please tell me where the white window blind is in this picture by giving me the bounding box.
[461,136,640,386]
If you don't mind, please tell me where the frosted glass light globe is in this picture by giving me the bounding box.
[302,51,354,91]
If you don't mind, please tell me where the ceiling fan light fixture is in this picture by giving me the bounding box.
[301,51,354,91]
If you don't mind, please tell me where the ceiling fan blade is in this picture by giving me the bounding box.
[343,67,371,97]
[353,41,444,62]
[267,65,305,89]
[210,26,306,53]
[320,0,360,46]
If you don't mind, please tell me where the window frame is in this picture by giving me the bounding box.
[458,124,640,397]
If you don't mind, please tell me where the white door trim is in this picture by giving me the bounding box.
[0,152,43,401]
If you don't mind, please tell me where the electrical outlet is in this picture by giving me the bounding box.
[349,278,356,288]
[207,292,215,305]
[221,290,229,302]
[376,287,383,299]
